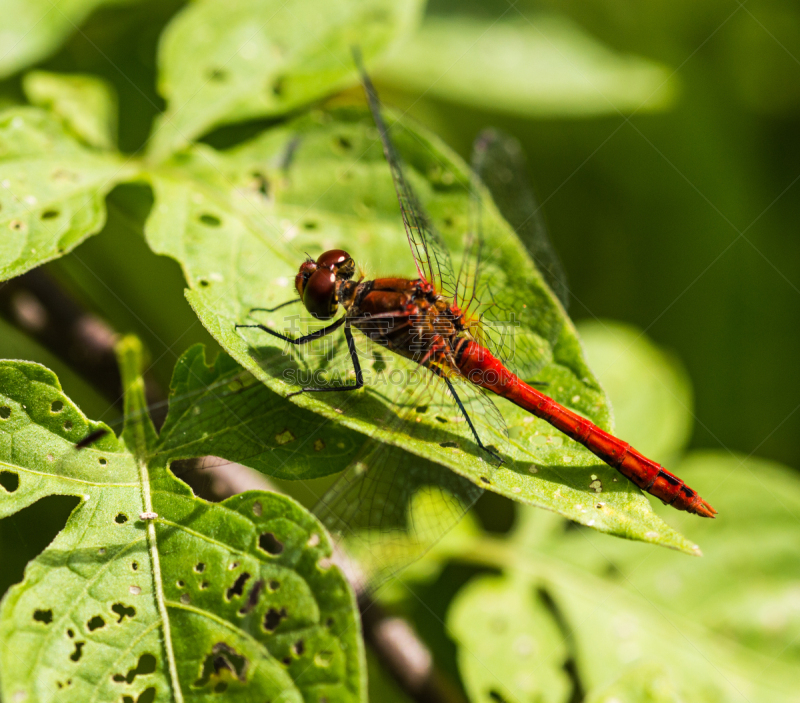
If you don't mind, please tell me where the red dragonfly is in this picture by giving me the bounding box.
[236,56,715,581]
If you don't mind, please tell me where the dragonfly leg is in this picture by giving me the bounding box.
[440,374,503,466]
[249,298,301,314]
[235,315,345,344]
[287,323,364,397]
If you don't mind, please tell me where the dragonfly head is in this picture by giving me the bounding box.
[295,249,355,319]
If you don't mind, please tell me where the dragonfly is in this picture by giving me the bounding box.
[230,54,716,583]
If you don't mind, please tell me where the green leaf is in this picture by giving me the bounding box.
[377,15,677,118]
[155,344,362,481]
[0,0,129,79]
[0,343,365,702]
[448,575,570,703]
[0,107,137,281]
[446,458,800,703]
[583,662,683,703]
[577,319,694,462]
[143,107,695,553]
[148,0,425,160]
[23,70,118,149]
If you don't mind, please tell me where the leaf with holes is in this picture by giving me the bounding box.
[148,0,424,160]
[0,107,136,281]
[0,337,365,702]
[142,106,699,554]
[23,71,118,150]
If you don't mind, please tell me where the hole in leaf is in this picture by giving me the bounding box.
[268,579,280,592]
[115,513,128,524]
[251,171,269,197]
[111,603,136,623]
[123,687,156,703]
[87,615,105,631]
[67,628,74,637]
[315,650,333,667]
[0,406,9,418]
[415,406,428,414]
[70,641,85,662]
[199,213,221,227]
[51,400,63,413]
[131,562,139,571]
[229,561,239,570]
[177,580,185,588]
[435,416,448,423]
[41,209,59,220]
[33,608,53,624]
[263,607,287,632]
[194,563,205,573]
[226,572,251,600]
[0,470,19,492]
[200,581,209,590]
[63,420,73,431]
[258,532,283,555]
[199,279,209,287]
[307,533,320,548]
[194,643,248,687]
[239,579,264,615]
[439,442,458,449]
[116,653,157,684]
[99,457,107,466]
[480,476,491,484]
[293,640,305,656]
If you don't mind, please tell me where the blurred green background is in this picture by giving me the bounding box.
[4,0,796,472]
[1,0,799,700]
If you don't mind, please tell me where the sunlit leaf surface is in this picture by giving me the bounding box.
[0,340,364,702]
[144,107,697,553]
[148,0,424,159]
[23,70,118,149]
[0,108,135,281]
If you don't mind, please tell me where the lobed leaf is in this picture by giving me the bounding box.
[148,0,425,160]
[0,343,365,702]
[143,107,696,553]
[23,70,118,150]
[0,107,136,281]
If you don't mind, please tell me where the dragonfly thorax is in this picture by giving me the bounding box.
[295,249,355,319]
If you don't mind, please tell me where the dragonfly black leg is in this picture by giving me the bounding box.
[236,315,345,345]
[287,324,364,397]
[441,375,503,465]
[249,298,301,314]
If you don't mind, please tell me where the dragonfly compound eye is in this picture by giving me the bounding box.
[302,268,338,319]
[317,249,355,280]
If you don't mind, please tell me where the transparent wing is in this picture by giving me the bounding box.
[313,360,507,588]
[455,129,571,383]
[355,51,457,299]
[472,129,569,310]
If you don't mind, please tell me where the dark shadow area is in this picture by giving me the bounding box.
[0,495,80,597]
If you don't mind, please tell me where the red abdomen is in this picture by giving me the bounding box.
[456,340,716,518]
